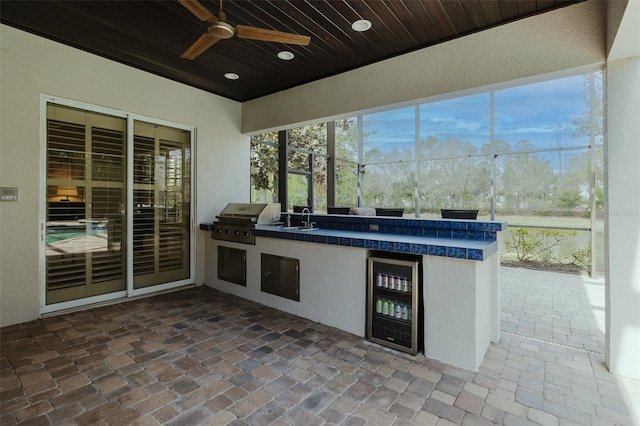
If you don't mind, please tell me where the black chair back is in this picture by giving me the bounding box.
[375,208,405,217]
[327,206,351,215]
[293,205,313,213]
[441,209,478,219]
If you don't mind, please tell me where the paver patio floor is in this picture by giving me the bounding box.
[1,267,638,425]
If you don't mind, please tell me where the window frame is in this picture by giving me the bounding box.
[249,66,604,275]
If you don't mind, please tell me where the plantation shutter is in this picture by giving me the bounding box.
[133,122,190,289]
[45,105,126,304]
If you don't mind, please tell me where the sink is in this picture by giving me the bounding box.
[282,226,318,231]
[297,226,318,231]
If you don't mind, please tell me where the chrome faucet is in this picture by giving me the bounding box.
[301,207,312,228]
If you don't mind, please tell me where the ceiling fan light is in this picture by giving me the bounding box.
[224,73,239,80]
[277,51,294,60]
[351,19,371,32]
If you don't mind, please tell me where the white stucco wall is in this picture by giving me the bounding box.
[605,55,640,380]
[0,25,247,328]
[241,0,605,133]
[205,238,367,336]
[423,255,495,372]
[206,235,499,371]
[604,0,640,381]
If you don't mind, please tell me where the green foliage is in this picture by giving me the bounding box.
[417,137,490,211]
[251,121,355,209]
[250,137,278,202]
[595,187,604,211]
[571,242,592,274]
[556,190,582,209]
[503,228,588,268]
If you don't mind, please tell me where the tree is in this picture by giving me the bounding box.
[251,120,356,208]
[418,136,488,211]
[335,118,358,207]
[250,133,278,203]
[361,153,414,208]
[572,72,604,140]
[557,190,582,210]
[499,140,557,212]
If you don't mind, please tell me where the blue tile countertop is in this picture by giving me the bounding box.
[201,213,507,261]
[253,226,497,261]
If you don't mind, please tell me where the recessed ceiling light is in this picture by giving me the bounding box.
[351,19,371,32]
[278,51,295,60]
[224,73,239,80]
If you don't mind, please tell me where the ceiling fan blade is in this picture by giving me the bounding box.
[181,33,220,60]
[236,25,311,46]
[179,0,217,23]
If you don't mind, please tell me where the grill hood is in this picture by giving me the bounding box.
[212,203,281,244]
[217,203,281,224]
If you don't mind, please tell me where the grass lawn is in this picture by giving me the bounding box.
[415,211,605,275]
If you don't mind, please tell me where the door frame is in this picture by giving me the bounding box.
[39,95,196,315]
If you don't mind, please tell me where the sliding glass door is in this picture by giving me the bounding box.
[133,122,191,289]
[44,101,193,309]
[45,105,127,304]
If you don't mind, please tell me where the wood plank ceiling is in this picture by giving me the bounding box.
[1,0,581,102]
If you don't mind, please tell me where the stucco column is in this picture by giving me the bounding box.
[605,55,640,380]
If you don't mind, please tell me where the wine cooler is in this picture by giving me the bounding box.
[367,254,422,355]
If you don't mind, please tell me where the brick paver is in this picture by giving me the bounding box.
[1,268,638,424]
[501,267,605,353]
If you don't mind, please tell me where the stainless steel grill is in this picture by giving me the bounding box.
[211,203,281,244]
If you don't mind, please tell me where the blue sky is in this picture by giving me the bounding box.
[363,74,599,153]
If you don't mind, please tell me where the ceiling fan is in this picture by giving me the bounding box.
[179,0,311,60]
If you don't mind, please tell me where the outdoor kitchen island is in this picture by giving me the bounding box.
[202,213,506,372]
